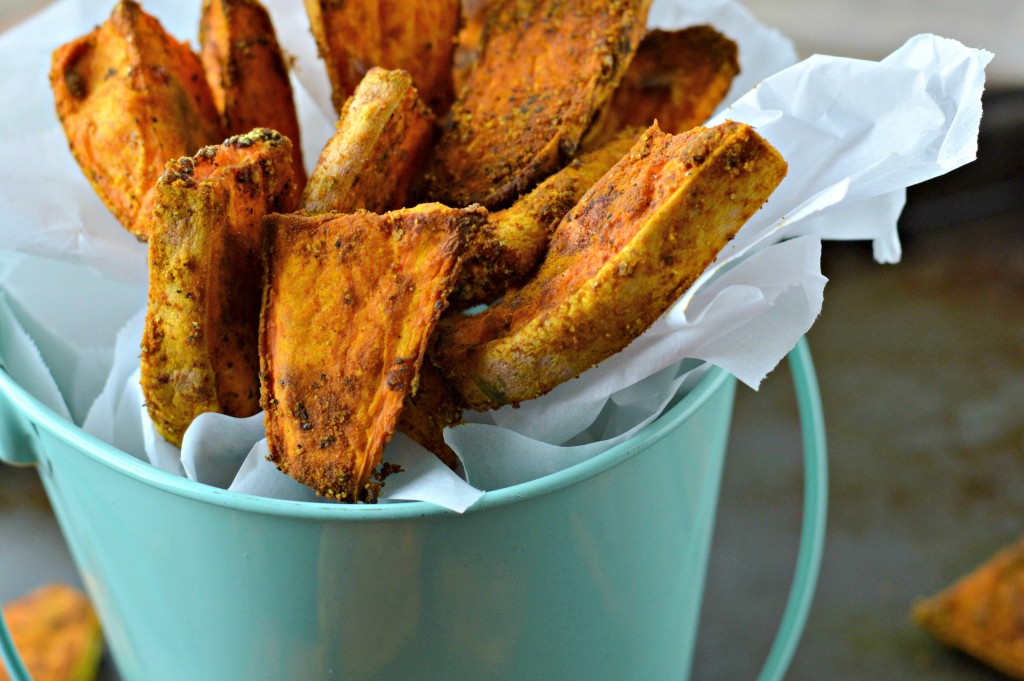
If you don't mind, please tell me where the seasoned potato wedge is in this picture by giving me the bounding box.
[1,584,103,681]
[582,26,740,150]
[304,0,460,115]
[50,0,224,240]
[414,0,651,209]
[396,361,463,469]
[260,204,485,501]
[199,0,306,189]
[141,129,299,447]
[300,68,434,215]
[434,122,787,410]
[454,127,642,305]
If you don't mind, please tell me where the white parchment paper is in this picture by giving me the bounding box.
[0,0,991,511]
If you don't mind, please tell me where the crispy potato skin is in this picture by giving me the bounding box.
[141,129,299,447]
[582,26,740,150]
[455,127,641,306]
[260,205,485,502]
[305,0,460,115]
[50,0,224,240]
[199,0,306,190]
[414,0,652,209]
[300,68,435,215]
[434,122,788,410]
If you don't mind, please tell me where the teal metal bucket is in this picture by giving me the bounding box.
[0,340,826,681]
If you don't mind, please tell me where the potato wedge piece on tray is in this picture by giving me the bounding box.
[582,26,740,150]
[414,0,651,209]
[1,584,103,681]
[50,0,224,240]
[434,122,787,411]
[454,127,642,306]
[914,538,1024,680]
[141,129,300,447]
[199,0,306,190]
[260,204,486,502]
[305,0,460,115]
[300,68,434,215]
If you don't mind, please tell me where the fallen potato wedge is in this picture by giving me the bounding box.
[141,129,300,447]
[300,68,435,215]
[414,0,651,209]
[260,204,486,501]
[199,0,306,190]
[914,538,1024,680]
[454,127,642,306]
[582,25,740,150]
[50,0,224,240]
[304,0,460,115]
[433,121,787,410]
[1,584,102,681]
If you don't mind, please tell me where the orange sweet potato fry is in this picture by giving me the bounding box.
[414,0,651,209]
[50,0,224,240]
[433,122,787,410]
[304,0,460,115]
[260,204,486,501]
[300,68,435,215]
[396,361,463,470]
[582,26,740,150]
[141,129,300,447]
[199,0,306,190]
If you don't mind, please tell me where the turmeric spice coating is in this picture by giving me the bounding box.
[433,122,788,410]
[415,0,652,209]
[141,129,299,447]
[50,0,224,240]
[300,68,435,215]
[260,205,485,502]
[199,0,306,190]
[582,25,740,150]
[304,0,460,115]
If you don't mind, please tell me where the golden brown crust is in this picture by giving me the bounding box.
[582,26,740,150]
[50,0,224,240]
[260,204,485,501]
[914,538,1024,680]
[414,0,652,209]
[433,122,788,410]
[304,0,460,115]
[141,129,299,446]
[199,0,306,191]
[300,68,435,215]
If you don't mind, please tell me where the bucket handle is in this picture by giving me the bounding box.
[0,339,827,681]
[752,336,828,681]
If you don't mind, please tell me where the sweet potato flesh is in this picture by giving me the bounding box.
[260,205,484,501]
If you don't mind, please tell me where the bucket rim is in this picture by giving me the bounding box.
[0,361,733,519]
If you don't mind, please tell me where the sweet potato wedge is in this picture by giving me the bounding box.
[304,0,460,115]
[260,204,485,501]
[141,129,299,447]
[454,127,642,305]
[50,0,224,240]
[414,0,651,209]
[582,26,740,150]
[300,68,435,215]
[433,122,787,410]
[199,0,306,190]
[396,361,463,469]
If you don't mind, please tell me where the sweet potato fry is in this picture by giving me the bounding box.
[582,26,740,150]
[454,127,642,305]
[433,122,787,410]
[50,0,224,240]
[300,68,435,215]
[199,0,306,190]
[260,204,485,501]
[414,0,651,209]
[141,129,299,447]
[451,0,488,96]
[304,0,460,115]
[914,538,1024,680]
[396,361,463,469]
